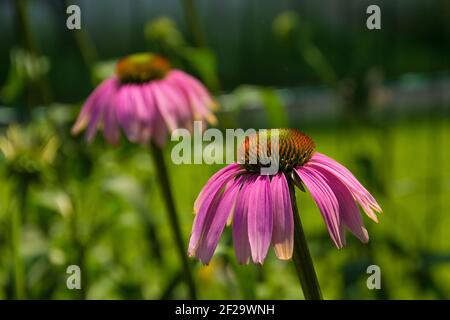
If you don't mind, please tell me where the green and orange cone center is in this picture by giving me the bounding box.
[239,129,315,173]
[116,53,171,83]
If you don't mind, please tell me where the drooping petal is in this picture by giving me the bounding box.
[138,83,168,146]
[73,68,218,147]
[117,85,150,144]
[309,152,382,222]
[130,84,154,122]
[161,80,193,128]
[193,163,244,214]
[232,175,255,264]
[72,77,118,136]
[270,173,294,260]
[170,70,215,104]
[247,175,273,264]
[85,79,119,143]
[85,103,103,143]
[150,109,168,147]
[132,85,154,144]
[115,84,141,143]
[167,70,217,125]
[194,178,242,264]
[189,164,244,258]
[309,164,369,243]
[103,90,121,145]
[151,81,178,132]
[137,83,162,144]
[295,166,345,248]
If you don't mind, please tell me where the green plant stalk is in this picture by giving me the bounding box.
[288,179,322,300]
[180,0,205,47]
[150,142,197,299]
[68,204,87,300]
[11,180,27,299]
[63,0,98,86]
[16,0,52,105]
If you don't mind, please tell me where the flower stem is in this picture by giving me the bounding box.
[11,179,27,299]
[180,0,205,47]
[16,0,52,106]
[150,142,197,299]
[288,178,323,300]
[68,203,87,300]
[64,0,98,81]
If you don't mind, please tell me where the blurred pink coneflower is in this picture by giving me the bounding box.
[72,53,216,146]
[71,52,218,299]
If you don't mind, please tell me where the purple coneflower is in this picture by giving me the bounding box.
[72,53,216,146]
[72,53,217,299]
[188,129,382,299]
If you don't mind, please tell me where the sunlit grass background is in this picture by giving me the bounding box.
[0,0,449,299]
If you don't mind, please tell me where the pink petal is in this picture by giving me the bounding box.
[138,84,169,146]
[85,79,118,143]
[232,175,255,264]
[130,84,154,122]
[309,164,369,243]
[270,173,294,260]
[124,84,155,143]
[108,83,155,145]
[72,77,117,136]
[137,84,160,144]
[194,177,242,264]
[115,84,141,143]
[247,175,273,264]
[193,163,244,214]
[169,70,215,108]
[167,70,217,125]
[189,164,244,258]
[161,80,193,128]
[103,91,120,145]
[150,111,168,147]
[85,100,103,143]
[309,152,382,222]
[295,166,345,248]
[151,82,178,132]
[156,81,184,125]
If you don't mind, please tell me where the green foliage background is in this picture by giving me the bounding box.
[0,0,449,299]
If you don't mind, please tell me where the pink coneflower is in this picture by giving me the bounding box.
[72,53,217,146]
[71,52,217,299]
[188,129,382,265]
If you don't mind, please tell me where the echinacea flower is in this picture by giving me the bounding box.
[188,129,382,265]
[71,53,215,298]
[72,53,217,146]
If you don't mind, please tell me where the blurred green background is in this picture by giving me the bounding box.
[0,0,450,299]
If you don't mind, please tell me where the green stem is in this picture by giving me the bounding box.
[150,142,197,299]
[288,178,322,300]
[180,0,205,47]
[16,0,53,106]
[11,180,27,299]
[64,0,98,86]
[69,204,87,299]
[16,0,37,54]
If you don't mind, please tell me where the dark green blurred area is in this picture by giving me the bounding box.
[0,0,449,299]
